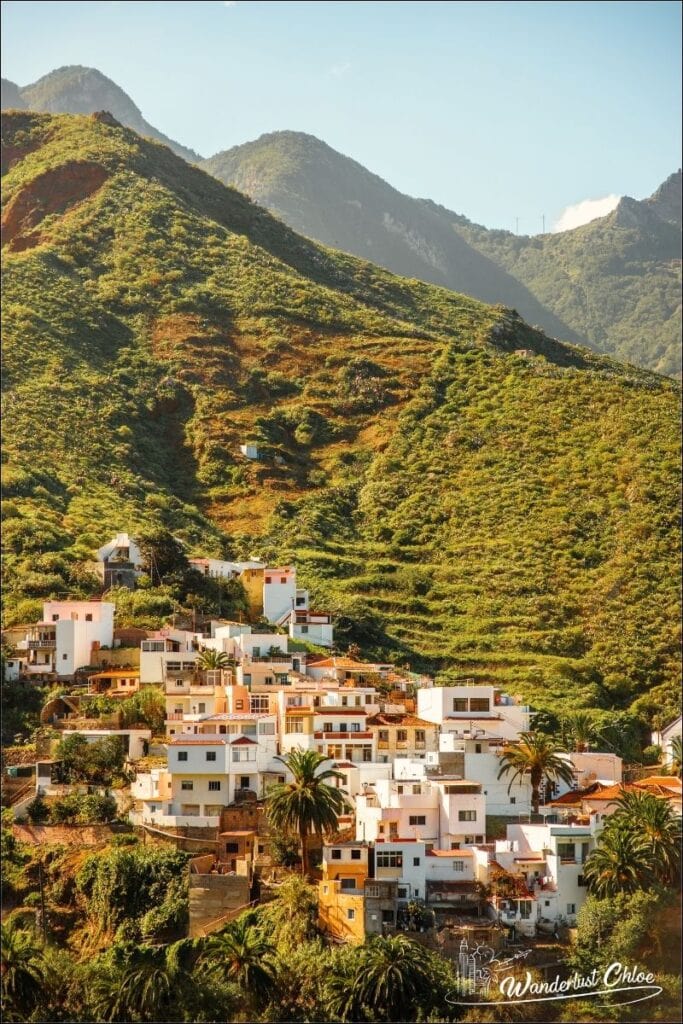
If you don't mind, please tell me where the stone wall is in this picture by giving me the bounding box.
[188,870,251,937]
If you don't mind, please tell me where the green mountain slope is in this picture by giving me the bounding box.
[2,66,200,163]
[2,111,680,721]
[203,133,681,376]
[447,171,682,378]
[201,131,585,346]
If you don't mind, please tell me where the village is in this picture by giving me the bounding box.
[2,532,681,950]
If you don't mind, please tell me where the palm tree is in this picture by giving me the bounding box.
[582,824,651,897]
[561,711,595,752]
[86,939,201,1022]
[266,749,350,877]
[611,789,681,885]
[206,917,276,1007]
[351,935,436,1021]
[196,648,230,671]
[497,731,576,813]
[669,735,682,777]
[0,919,45,1020]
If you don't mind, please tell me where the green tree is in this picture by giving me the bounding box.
[568,889,665,976]
[582,825,651,897]
[266,749,350,877]
[669,735,682,777]
[196,648,231,671]
[497,731,576,813]
[560,711,596,752]
[345,934,438,1022]
[56,733,125,785]
[0,918,45,1020]
[609,789,680,885]
[205,917,276,1010]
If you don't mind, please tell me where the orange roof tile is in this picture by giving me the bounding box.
[366,713,434,727]
[427,849,475,857]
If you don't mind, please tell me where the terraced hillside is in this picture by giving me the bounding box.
[1,110,680,721]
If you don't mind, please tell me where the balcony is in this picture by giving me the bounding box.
[27,639,56,650]
[314,731,372,740]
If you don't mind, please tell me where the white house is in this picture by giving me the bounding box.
[286,610,334,648]
[96,533,144,589]
[140,628,203,684]
[39,600,115,676]
[189,558,265,579]
[262,566,299,624]
[417,683,531,742]
[491,820,600,933]
[355,777,486,847]
[239,443,259,460]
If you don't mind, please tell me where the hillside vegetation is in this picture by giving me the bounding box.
[1,110,680,721]
[203,132,682,376]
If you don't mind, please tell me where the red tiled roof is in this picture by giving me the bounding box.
[366,713,434,727]
[230,736,257,745]
[315,708,368,715]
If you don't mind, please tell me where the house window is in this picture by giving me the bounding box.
[510,797,516,804]
[458,810,476,822]
[381,910,394,923]
[85,613,92,622]
[225,842,239,853]
[414,888,419,898]
[397,730,407,743]
[181,781,193,790]
[323,723,333,733]
[288,718,304,733]
[398,887,407,899]
[296,597,305,606]
[567,903,576,915]
[469,698,490,712]
[235,700,244,710]
[452,698,467,712]
[413,857,420,866]
[52,614,59,621]
[557,842,575,860]
[409,815,426,826]
[545,900,550,907]
[206,752,217,762]
[178,752,188,762]
[239,777,251,789]
[453,860,465,871]
[351,849,361,860]
[362,747,372,762]
[578,875,586,887]
[260,722,275,735]
[412,785,421,794]
[475,835,484,843]
[340,878,355,890]
[208,781,221,791]
[280,577,286,584]
[331,849,342,860]
[300,626,309,634]
[415,730,425,743]
[378,730,389,742]
[265,577,271,584]
[347,909,355,921]
[475,743,482,753]
[62,654,68,660]
[376,851,403,868]
[397,785,403,795]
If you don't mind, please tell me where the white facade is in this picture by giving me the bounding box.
[263,567,298,624]
[417,684,530,742]
[140,629,202,684]
[288,611,334,648]
[653,716,682,767]
[492,821,600,933]
[239,444,259,460]
[355,777,486,846]
[41,601,115,676]
[96,533,144,569]
[189,558,265,579]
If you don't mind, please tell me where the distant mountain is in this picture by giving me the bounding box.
[203,134,681,375]
[2,66,200,163]
[201,131,585,346]
[448,170,682,377]
[1,78,26,109]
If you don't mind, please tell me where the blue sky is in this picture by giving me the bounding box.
[2,0,681,231]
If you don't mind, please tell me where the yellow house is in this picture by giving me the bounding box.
[318,879,366,944]
[239,568,265,620]
[366,712,439,761]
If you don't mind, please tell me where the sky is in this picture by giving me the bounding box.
[2,0,681,232]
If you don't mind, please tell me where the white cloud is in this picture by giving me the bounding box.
[552,194,621,233]
[329,62,352,78]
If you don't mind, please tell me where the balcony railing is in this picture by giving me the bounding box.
[27,639,56,649]
[314,731,372,740]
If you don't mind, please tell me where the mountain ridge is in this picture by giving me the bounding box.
[2,66,200,163]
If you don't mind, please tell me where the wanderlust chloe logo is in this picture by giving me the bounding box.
[447,941,662,1008]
